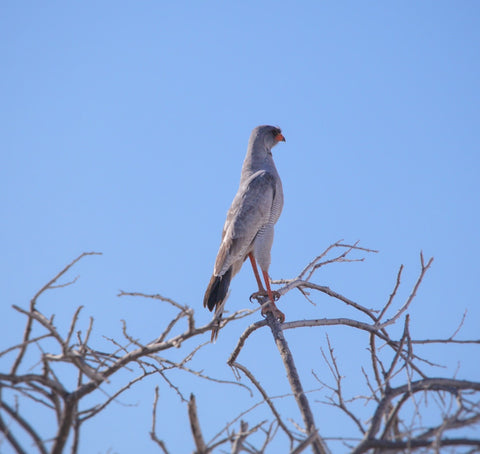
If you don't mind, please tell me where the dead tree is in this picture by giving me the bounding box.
[1,244,479,453]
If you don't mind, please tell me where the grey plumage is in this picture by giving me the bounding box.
[204,125,285,340]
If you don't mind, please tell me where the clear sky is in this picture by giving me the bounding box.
[1,2,479,453]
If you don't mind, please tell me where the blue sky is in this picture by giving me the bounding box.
[1,2,479,453]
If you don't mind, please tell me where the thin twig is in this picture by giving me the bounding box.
[150,386,170,454]
[11,252,101,375]
[231,361,296,445]
[0,399,47,454]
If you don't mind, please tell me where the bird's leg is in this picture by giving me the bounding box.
[248,253,265,294]
[248,254,283,321]
[260,270,284,322]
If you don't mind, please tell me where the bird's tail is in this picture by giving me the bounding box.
[204,268,232,341]
[203,268,232,312]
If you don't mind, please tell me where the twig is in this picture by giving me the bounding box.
[231,420,249,454]
[11,252,101,375]
[383,315,410,386]
[0,334,52,358]
[228,320,267,366]
[79,371,156,422]
[0,410,28,454]
[118,290,187,311]
[378,265,403,322]
[231,362,296,445]
[354,378,480,454]
[379,253,434,329]
[290,430,320,454]
[0,399,47,454]
[319,335,365,434]
[150,386,170,454]
[66,306,84,347]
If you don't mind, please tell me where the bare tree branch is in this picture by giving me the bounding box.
[230,420,249,454]
[0,410,28,454]
[150,386,170,454]
[0,399,47,454]
[263,311,331,454]
[10,252,102,375]
[188,394,208,454]
[1,245,478,454]
[230,361,297,445]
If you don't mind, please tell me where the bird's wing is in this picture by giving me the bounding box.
[214,170,276,276]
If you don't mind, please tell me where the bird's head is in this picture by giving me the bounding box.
[252,125,286,151]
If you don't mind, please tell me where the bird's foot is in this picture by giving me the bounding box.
[249,290,280,303]
[249,290,266,303]
[261,301,285,323]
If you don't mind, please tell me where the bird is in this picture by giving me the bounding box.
[204,125,286,340]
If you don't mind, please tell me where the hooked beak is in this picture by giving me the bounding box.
[274,133,286,143]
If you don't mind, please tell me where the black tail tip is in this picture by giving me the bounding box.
[203,268,232,312]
